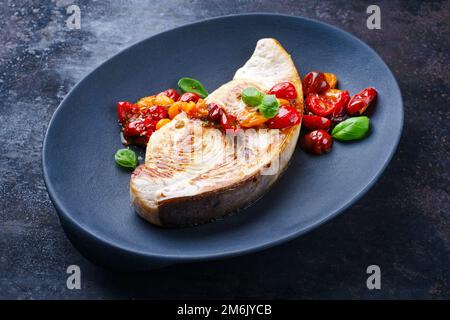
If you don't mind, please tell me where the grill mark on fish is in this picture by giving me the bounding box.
[131,38,304,227]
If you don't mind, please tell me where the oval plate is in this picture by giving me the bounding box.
[43,14,403,270]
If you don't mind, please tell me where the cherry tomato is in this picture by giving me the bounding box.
[144,105,168,121]
[207,103,223,123]
[303,71,329,96]
[301,129,333,155]
[132,130,153,146]
[117,101,139,124]
[123,119,145,137]
[302,115,331,130]
[325,89,350,118]
[179,92,201,103]
[168,103,181,119]
[306,94,334,116]
[158,88,180,101]
[324,73,337,89]
[142,117,157,131]
[220,111,240,132]
[330,114,349,124]
[193,99,209,119]
[123,117,156,138]
[266,105,301,129]
[306,89,350,117]
[267,82,297,99]
[347,87,377,115]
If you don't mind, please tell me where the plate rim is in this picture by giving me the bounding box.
[42,13,404,263]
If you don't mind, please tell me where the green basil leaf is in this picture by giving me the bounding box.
[242,87,264,107]
[332,116,370,141]
[258,95,279,118]
[115,148,139,169]
[178,77,208,98]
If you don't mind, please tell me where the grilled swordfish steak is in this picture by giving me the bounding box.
[130,38,303,227]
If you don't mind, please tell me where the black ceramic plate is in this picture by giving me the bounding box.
[43,14,403,270]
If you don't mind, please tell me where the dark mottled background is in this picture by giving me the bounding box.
[0,0,449,299]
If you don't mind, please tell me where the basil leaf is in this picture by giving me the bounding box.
[242,87,263,107]
[178,77,208,98]
[258,95,279,118]
[115,148,139,169]
[332,116,370,141]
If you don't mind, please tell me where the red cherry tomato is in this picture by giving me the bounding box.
[267,82,297,99]
[144,105,168,121]
[123,119,145,137]
[266,105,301,129]
[178,92,201,103]
[117,101,139,124]
[347,87,377,115]
[306,89,350,117]
[220,112,240,132]
[158,88,180,101]
[123,118,156,138]
[133,130,153,146]
[325,89,351,118]
[303,71,329,96]
[301,129,333,155]
[207,103,223,123]
[302,115,331,130]
[142,117,157,131]
[306,94,334,116]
